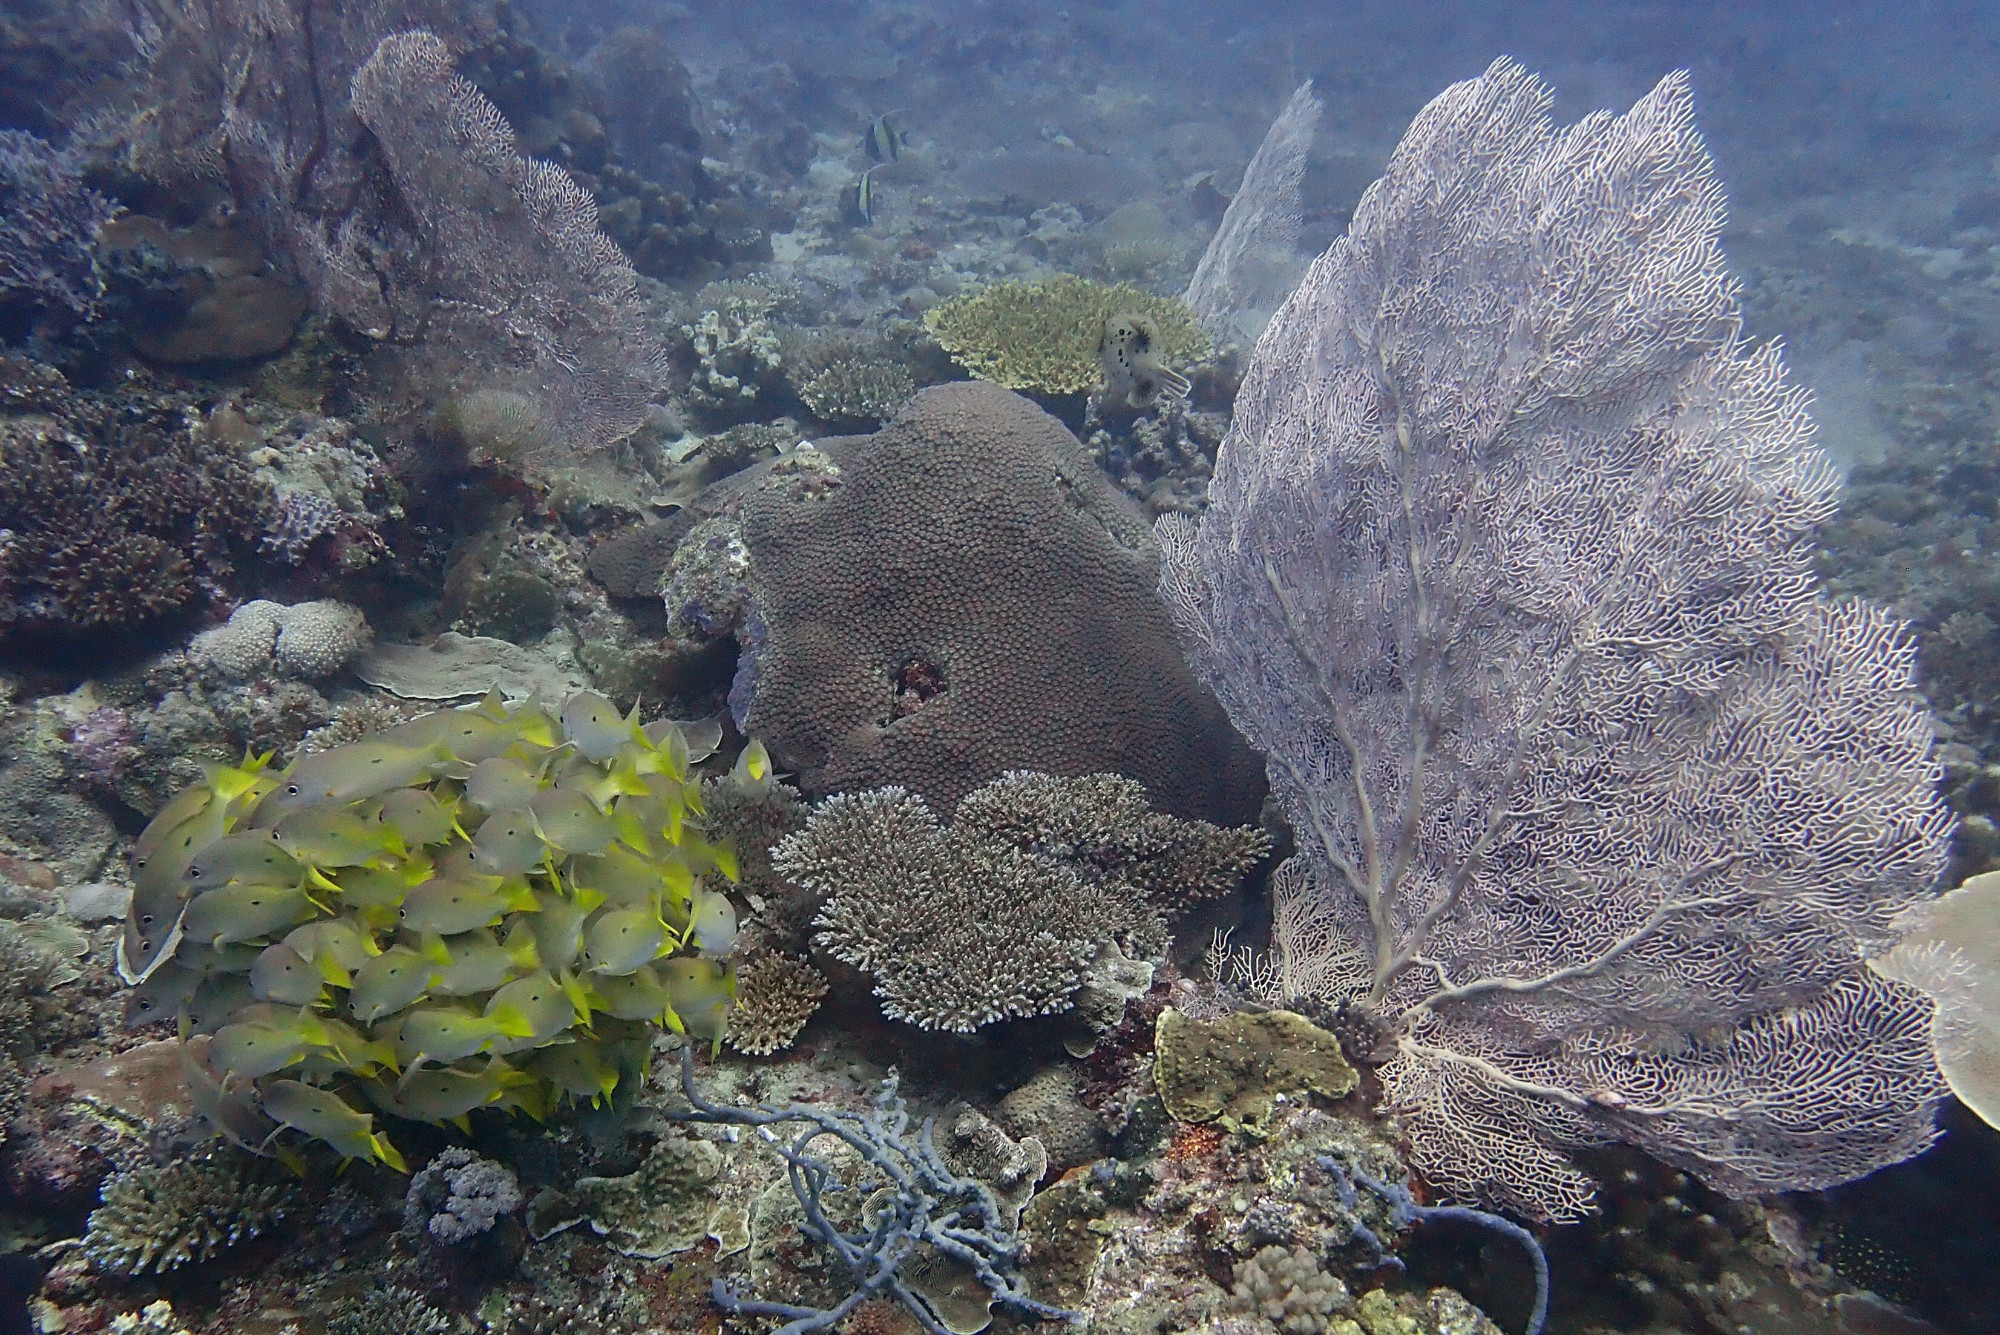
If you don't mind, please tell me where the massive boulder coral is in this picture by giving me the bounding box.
[718,381,1263,822]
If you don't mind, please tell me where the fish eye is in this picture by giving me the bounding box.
[287,784,300,796]
[140,914,154,926]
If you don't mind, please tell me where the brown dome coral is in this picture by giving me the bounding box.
[733,381,1261,822]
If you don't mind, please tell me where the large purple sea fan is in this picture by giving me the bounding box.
[1158,58,1952,1221]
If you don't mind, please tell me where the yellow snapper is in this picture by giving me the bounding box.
[484,970,588,1047]
[288,1014,397,1078]
[349,945,440,1023]
[661,957,736,1054]
[570,844,693,924]
[368,1054,524,1122]
[645,716,723,763]
[688,887,739,956]
[469,807,548,877]
[580,906,666,977]
[210,1017,313,1078]
[530,786,618,855]
[180,832,304,889]
[257,739,448,822]
[560,691,642,763]
[181,883,319,948]
[730,737,774,793]
[422,925,540,995]
[283,916,379,985]
[426,697,560,764]
[118,901,188,989]
[590,964,675,1023]
[528,1037,622,1104]
[273,807,405,868]
[133,783,217,864]
[399,875,537,936]
[371,787,463,847]
[332,855,432,910]
[259,1078,406,1170]
[524,891,591,970]
[181,971,257,1035]
[249,942,325,1005]
[124,958,201,1028]
[465,757,543,813]
[394,1005,522,1065]
[178,1032,279,1158]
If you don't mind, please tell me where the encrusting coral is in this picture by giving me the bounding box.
[117,691,765,1165]
[924,274,1208,395]
[83,1148,298,1275]
[774,771,1268,1032]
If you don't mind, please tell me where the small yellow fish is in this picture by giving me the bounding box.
[249,943,325,1005]
[422,924,540,995]
[283,916,380,985]
[180,833,303,889]
[421,698,560,764]
[371,787,463,846]
[531,786,619,855]
[133,784,216,864]
[180,971,257,1035]
[331,855,432,909]
[561,692,642,763]
[395,1006,522,1064]
[688,887,739,956]
[368,1055,524,1122]
[125,959,201,1028]
[580,906,666,977]
[485,971,588,1047]
[661,957,736,1055]
[177,1031,280,1158]
[399,875,537,936]
[524,891,591,970]
[527,1037,622,1104]
[349,945,440,1023]
[181,883,319,948]
[259,1078,406,1171]
[465,757,543,813]
[589,964,675,1023]
[209,1018,312,1078]
[259,740,446,820]
[273,808,405,868]
[730,738,774,793]
[469,807,548,877]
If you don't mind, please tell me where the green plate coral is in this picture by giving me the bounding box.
[923,274,1209,395]
[118,692,763,1168]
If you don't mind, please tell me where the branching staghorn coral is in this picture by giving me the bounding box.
[664,1048,1076,1335]
[1162,58,1952,1221]
[84,1148,297,1275]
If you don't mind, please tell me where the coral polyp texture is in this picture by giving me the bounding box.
[732,381,1264,822]
[1162,59,1952,1219]
[118,691,760,1165]
[924,273,1209,395]
[774,771,1268,1032]
[0,382,276,633]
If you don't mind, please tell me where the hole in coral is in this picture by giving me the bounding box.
[888,656,947,721]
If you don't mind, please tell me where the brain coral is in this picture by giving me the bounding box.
[735,381,1260,822]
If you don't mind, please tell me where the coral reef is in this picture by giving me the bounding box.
[188,600,372,681]
[0,130,116,327]
[0,380,277,634]
[923,275,1208,395]
[997,1066,1105,1172]
[776,773,1265,1032]
[727,951,828,1056]
[82,1148,297,1275]
[721,382,1263,821]
[785,333,917,425]
[525,1133,732,1259]
[683,282,788,417]
[95,213,308,365]
[1153,1008,1358,1135]
[403,1147,523,1244]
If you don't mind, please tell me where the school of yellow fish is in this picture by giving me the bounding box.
[117,690,774,1169]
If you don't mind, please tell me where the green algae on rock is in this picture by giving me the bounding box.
[1153,1007,1357,1135]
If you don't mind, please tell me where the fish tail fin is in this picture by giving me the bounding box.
[488,1005,536,1039]
[371,1133,408,1173]
[417,932,452,966]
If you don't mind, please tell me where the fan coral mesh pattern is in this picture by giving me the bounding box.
[0,387,277,632]
[84,1149,297,1275]
[777,773,1267,1032]
[736,381,1262,823]
[345,30,667,462]
[1184,82,1321,343]
[1162,59,1951,1220]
